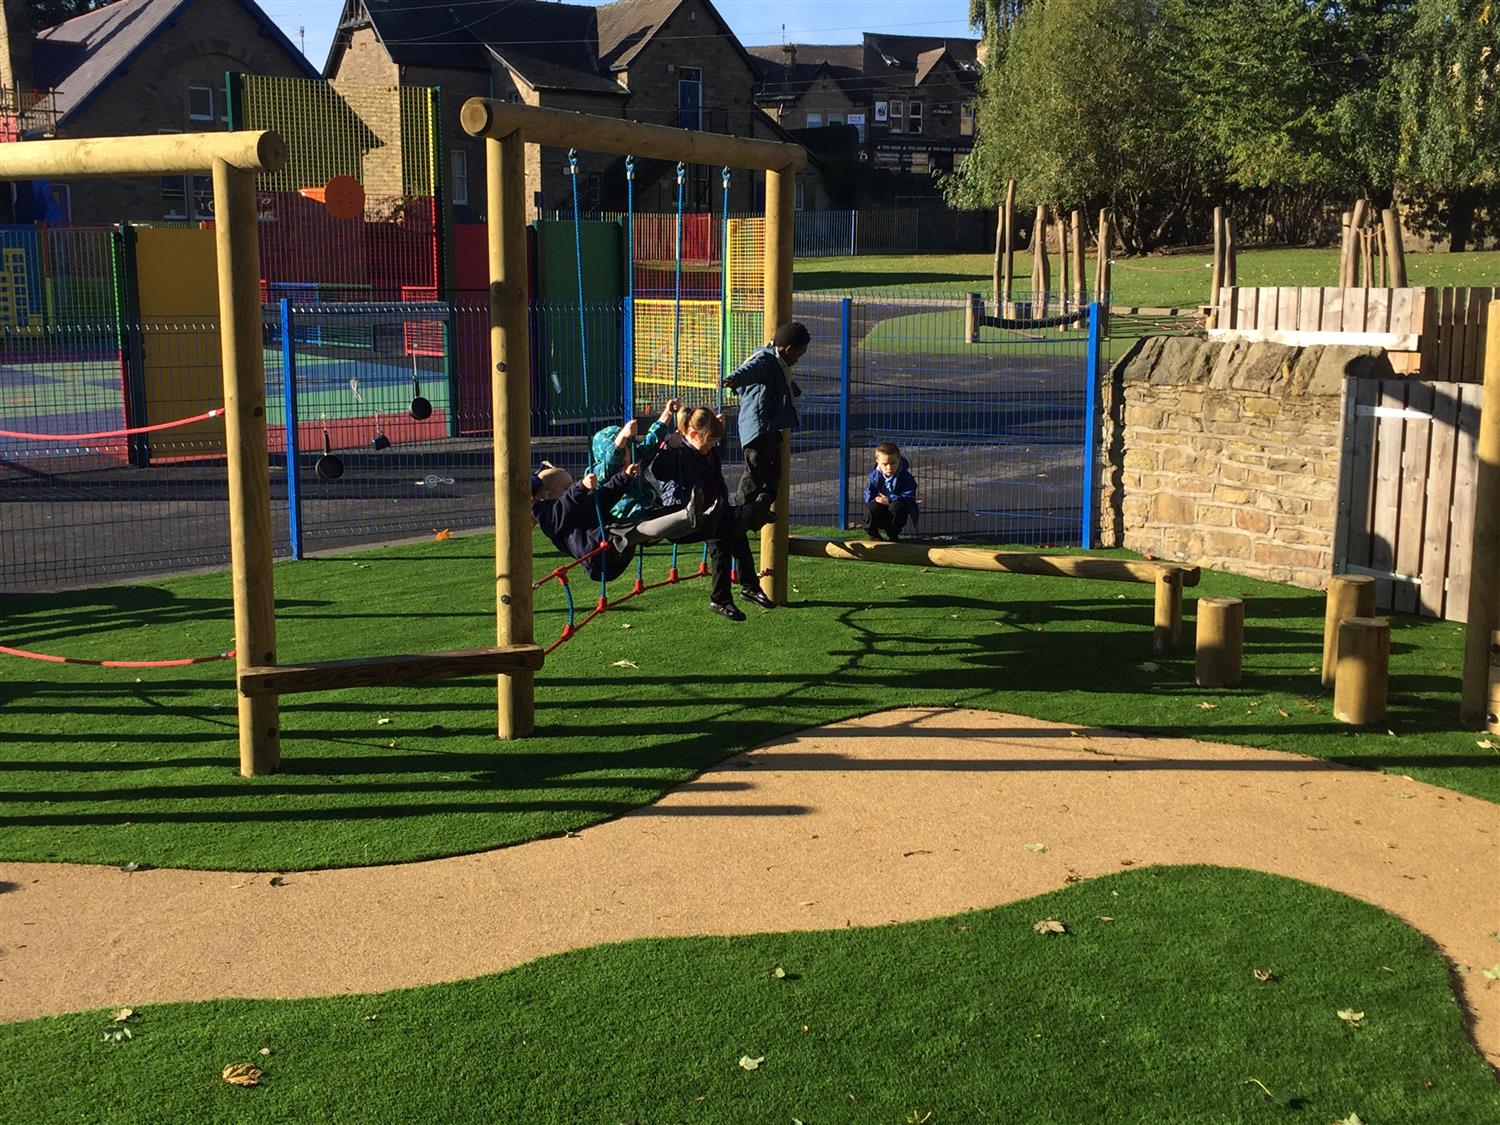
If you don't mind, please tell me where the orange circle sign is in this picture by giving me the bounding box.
[321,175,365,220]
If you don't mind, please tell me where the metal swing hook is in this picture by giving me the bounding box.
[567,148,579,176]
[625,155,634,181]
[675,161,685,185]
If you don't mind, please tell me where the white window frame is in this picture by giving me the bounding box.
[794,178,805,211]
[873,100,888,123]
[451,149,469,206]
[889,99,904,134]
[909,100,923,135]
[187,86,215,123]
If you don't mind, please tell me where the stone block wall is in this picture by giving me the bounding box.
[1099,336,1394,589]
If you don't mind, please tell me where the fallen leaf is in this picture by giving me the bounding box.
[101,1026,133,1044]
[611,659,639,669]
[221,1063,262,1087]
[1334,1114,1366,1125]
[268,876,286,887]
[738,1055,764,1071]
[1025,842,1048,853]
[1276,707,1291,718]
[1244,1077,1300,1107]
[1197,701,1218,711]
[1253,969,1276,983]
[1482,965,1500,981]
[362,1013,379,1021]
[1477,739,1496,749]
[1137,662,1160,672]
[434,529,451,541]
[1337,1008,1365,1029]
[1032,918,1067,935]
[119,861,142,873]
[110,1008,134,1023]
[797,900,816,907]
[1095,915,1114,923]
[620,623,632,629]
[771,966,787,980]
[1396,792,1415,799]
[377,717,392,726]
[258,1047,272,1057]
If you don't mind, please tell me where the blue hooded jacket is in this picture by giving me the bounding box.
[587,416,673,519]
[724,343,799,448]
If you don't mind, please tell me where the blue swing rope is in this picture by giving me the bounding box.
[719,166,731,411]
[568,149,589,406]
[672,161,685,399]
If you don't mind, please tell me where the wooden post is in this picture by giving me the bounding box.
[1383,207,1407,287]
[1153,568,1183,657]
[1095,207,1112,336]
[1350,199,1370,287]
[1194,597,1244,688]
[214,159,280,777]
[1031,204,1050,318]
[759,164,796,606]
[1070,208,1086,313]
[1321,574,1376,687]
[1339,209,1354,286]
[490,130,534,738]
[965,291,982,343]
[1000,179,1015,315]
[1223,216,1237,288]
[1461,302,1500,726]
[1209,205,1224,327]
[1334,617,1390,725]
[1055,210,1070,314]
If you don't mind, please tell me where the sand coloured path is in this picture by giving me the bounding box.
[3,708,1498,1064]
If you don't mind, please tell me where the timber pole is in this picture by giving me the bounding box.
[1334,617,1390,725]
[1461,302,1500,727]
[1000,178,1015,314]
[1209,205,1224,327]
[1383,207,1408,287]
[490,130,535,738]
[214,158,280,777]
[760,164,796,606]
[1032,204,1050,317]
[1194,597,1244,688]
[1321,574,1376,688]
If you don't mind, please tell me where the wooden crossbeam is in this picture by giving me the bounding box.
[239,645,545,698]
[787,537,1199,586]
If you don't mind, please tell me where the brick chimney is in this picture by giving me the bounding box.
[0,0,34,98]
[781,42,797,75]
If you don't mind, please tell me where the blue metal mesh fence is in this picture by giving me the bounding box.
[2,291,1100,590]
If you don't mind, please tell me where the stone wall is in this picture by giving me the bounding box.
[1099,336,1394,589]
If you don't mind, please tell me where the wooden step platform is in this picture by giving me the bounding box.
[239,644,545,698]
[787,537,1199,586]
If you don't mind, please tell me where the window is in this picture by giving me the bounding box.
[192,175,213,218]
[909,100,923,135]
[910,152,930,174]
[873,100,888,123]
[806,112,822,128]
[960,101,975,137]
[451,150,469,206]
[586,172,601,212]
[187,86,214,122]
[847,112,866,142]
[678,66,702,130]
[161,177,187,219]
[889,99,904,133]
[829,114,843,127]
[795,178,805,211]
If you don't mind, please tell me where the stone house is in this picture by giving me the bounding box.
[326,0,791,224]
[751,33,981,185]
[0,0,317,225]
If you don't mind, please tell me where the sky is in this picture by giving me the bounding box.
[256,0,978,77]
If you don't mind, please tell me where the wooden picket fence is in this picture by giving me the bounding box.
[1209,285,1495,381]
[1335,376,1482,621]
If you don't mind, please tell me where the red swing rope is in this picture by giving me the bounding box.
[0,407,226,442]
[0,643,235,668]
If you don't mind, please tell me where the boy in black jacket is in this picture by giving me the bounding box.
[532,462,703,582]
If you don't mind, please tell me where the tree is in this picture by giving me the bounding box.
[968,0,1029,43]
[1394,0,1500,249]
[944,0,1199,251]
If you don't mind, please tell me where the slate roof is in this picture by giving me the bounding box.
[863,32,980,85]
[595,0,680,71]
[33,0,318,128]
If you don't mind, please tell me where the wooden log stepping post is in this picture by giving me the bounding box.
[1333,617,1390,725]
[1194,597,1244,688]
[1322,575,1376,687]
[1154,568,1184,657]
[1487,630,1500,733]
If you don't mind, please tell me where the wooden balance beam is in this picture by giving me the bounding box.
[238,645,545,698]
[788,537,1200,655]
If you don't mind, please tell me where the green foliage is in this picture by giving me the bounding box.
[944,0,1199,251]
[25,0,106,32]
[1395,1,1500,192]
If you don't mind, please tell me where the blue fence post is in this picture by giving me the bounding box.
[1080,301,1102,551]
[838,297,852,531]
[622,295,634,417]
[279,297,304,560]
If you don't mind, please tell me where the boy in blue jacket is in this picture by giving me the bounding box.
[723,320,810,531]
[863,441,919,541]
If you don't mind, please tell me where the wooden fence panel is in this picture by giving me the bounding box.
[1335,378,1482,621]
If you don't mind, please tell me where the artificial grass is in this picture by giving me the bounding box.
[3,866,1495,1124]
[795,248,1500,307]
[1,529,1496,872]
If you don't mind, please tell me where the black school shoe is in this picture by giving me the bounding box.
[710,600,746,621]
[739,586,775,609]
